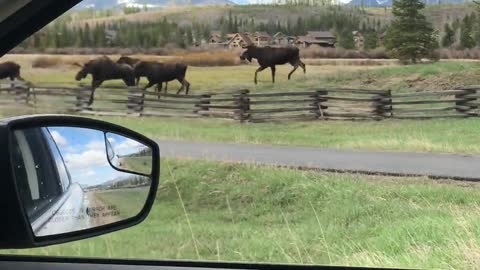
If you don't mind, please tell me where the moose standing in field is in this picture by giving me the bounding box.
[75,56,136,105]
[240,44,306,84]
[117,57,190,98]
[0,61,23,82]
[117,56,141,67]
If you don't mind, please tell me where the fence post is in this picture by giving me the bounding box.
[196,94,211,116]
[127,87,144,116]
[14,81,29,105]
[455,88,477,116]
[75,87,91,112]
[315,90,328,120]
[234,89,250,123]
[375,90,392,119]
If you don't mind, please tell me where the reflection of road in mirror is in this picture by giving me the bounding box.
[106,132,153,175]
[15,126,152,237]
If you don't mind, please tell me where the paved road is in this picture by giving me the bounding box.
[157,140,480,181]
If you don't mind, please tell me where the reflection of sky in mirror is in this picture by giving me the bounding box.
[47,127,133,188]
[106,133,149,157]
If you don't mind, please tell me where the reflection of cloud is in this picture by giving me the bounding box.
[50,130,68,147]
[86,170,96,176]
[64,149,107,170]
[86,140,105,151]
[113,138,146,156]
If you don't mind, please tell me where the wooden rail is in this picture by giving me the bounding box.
[1,80,479,122]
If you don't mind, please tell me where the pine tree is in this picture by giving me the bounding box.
[384,0,437,63]
[460,15,475,49]
[441,23,455,48]
[364,31,379,50]
[338,30,355,49]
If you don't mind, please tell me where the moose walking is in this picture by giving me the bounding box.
[240,44,306,84]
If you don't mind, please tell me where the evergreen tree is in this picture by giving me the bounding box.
[384,0,437,63]
[460,15,475,49]
[338,30,355,49]
[364,31,379,50]
[441,23,455,48]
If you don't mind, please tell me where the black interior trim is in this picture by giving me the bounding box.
[0,255,393,270]
[0,0,82,56]
[0,115,160,248]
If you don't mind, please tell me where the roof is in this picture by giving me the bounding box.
[272,32,286,39]
[227,32,253,45]
[255,31,271,38]
[306,31,336,39]
[295,36,335,44]
[209,36,223,43]
[210,31,222,37]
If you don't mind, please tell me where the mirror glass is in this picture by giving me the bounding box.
[105,132,153,175]
[10,126,153,237]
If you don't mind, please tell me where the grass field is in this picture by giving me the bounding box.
[2,56,480,154]
[95,188,150,219]
[2,55,480,93]
[98,116,480,155]
[4,159,480,269]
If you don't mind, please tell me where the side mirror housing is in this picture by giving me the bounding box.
[0,115,160,248]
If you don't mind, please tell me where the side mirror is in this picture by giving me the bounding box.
[0,115,160,248]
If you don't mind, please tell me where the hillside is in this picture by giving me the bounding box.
[70,5,367,26]
[68,3,475,32]
[347,0,472,7]
[75,0,236,9]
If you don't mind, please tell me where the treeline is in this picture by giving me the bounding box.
[441,12,480,49]
[19,18,213,49]
[19,7,388,50]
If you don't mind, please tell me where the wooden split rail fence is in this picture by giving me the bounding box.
[1,81,480,122]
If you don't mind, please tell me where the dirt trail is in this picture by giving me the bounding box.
[84,192,123,227]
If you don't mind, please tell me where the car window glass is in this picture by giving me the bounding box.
[13,129,62,222]
[44,128,71,191]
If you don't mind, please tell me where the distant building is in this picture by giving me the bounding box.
[253,31,271,46]
[270,32,291,46]
[208,31,225,47]
[294,31,336,48]
[379,32,387,46]
[226,32,253,49]
[226,33,236,40]
[105,29,118,45]
[352,31,364,49]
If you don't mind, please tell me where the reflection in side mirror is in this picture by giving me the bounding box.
[11,126,153,237]
[105,132,153,176]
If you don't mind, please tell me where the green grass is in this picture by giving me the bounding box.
[95,188,150,219]
[7,56,480,94]
[119,156,152,175]
[4,159,480,269]
[98,116,480,154]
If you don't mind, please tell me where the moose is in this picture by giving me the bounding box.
[117,56,140,67]
[75,56,136,105]
[0,61,23,81]
[117,57,190,98]
[240,44,306,84]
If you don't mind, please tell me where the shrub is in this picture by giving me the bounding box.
[172,50,242,66]
[32,56,61,68]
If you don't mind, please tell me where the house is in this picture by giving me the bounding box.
[294,31,336,48]
[226,32,253,49]
[208,31,225,47]
[105,29,118,45]
[253,31,271,46]
[379,32,387,46]
[270,32,295,46]
[352,31,364,49]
